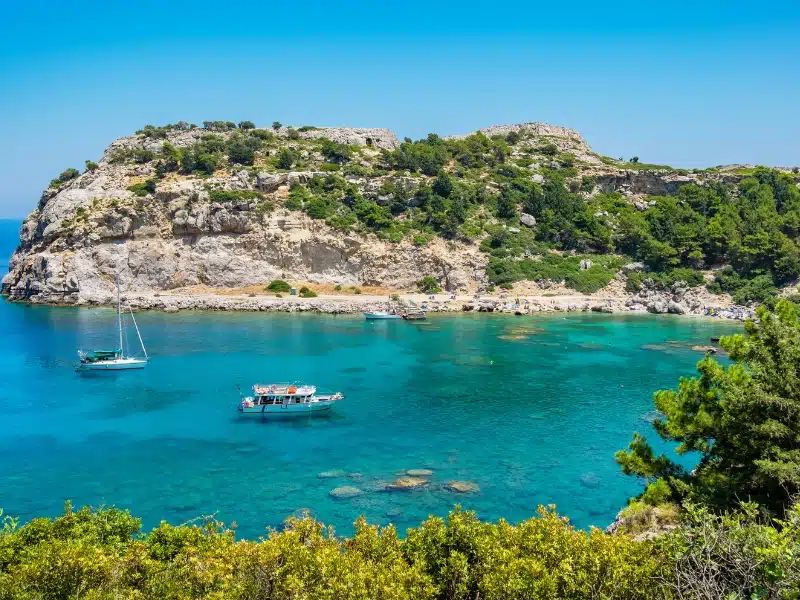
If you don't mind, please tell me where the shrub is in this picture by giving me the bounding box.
[353,287,362,294]
[298,286,317,298]
[319,139,352,164]
[272,120,282,130]
[277,148,294,170]
[84,160,99,172]
[132,148,155,164]
[266,279,291,293]
[127,178,157,196]
[416,276,442,293]
[413,232,434,247]
[287,127,300,140]
[49,168,80,189]
[237,120,255,130]
[334,284,342,291]
[538,142,559,156]
[499,282,513,290]
[319,163,341,172]
[208,189,263,203]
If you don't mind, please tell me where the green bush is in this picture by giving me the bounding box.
[298,286,317,298]
[412,232,434,247]
[49,168,80,189]
[84,160,99,172]
[277,148,294,170]
[126,179,157,197]
[266,279,291,293]
[237,120,255,130]
[208,189,263,203]
[487,254,623,293]
[416,276,442,293]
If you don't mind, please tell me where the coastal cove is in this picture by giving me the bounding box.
[0,299,739,538]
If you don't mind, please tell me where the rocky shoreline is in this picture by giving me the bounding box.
[6,287,754,321]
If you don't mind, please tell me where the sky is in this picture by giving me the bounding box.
[0,0,798,218]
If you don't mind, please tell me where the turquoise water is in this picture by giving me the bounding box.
[0,220,741,536]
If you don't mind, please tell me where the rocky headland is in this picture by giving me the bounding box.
[4,120,790,320]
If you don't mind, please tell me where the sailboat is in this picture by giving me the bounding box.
[76,275,148,371]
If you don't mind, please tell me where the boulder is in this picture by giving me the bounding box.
[622,262,645,274]
[444,481,480,493]
[579,259,593,270]
[385,477,428,491]
[329,486,362,499]
[667,300,688,315]
[520,213,537,227]
[531,174,545,184]
[318,469,346,479]
[406,469,433,477]
[647,299,669,314]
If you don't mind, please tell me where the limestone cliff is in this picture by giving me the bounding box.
[1,121,760,304]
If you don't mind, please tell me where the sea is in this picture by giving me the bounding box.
[0,219,740,537]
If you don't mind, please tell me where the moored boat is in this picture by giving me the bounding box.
[364,311,401,320]
[402,310,427,320]
[76,275,148,372]
[238,383,344,416]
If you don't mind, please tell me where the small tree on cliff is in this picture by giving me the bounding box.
[277,148,294,170]
[616,299,800,515]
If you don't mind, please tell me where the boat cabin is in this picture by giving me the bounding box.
[251,384,317,405]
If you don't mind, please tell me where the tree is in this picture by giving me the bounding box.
[227,136,257,166]
[616,300,800,515]
[49,168,80,189]
[320,139,352,164]
[432,172,453,198]
[84,160,98,172]
[416,276,442,293]
[237,120,255,130]
[277,148,294,170]
[630,156,640,163]
[272,121,282,131]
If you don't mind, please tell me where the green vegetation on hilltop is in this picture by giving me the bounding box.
[48,121,800,302]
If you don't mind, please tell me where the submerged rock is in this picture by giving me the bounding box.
[692,345,717,354]
[385,477,428,491]
[329,486,362,499]
[318,469,347,479]
[406,469,433,477]
[445,481,480,493]
[580,473,601,489]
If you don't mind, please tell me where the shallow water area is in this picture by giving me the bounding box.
[0,296,740,537]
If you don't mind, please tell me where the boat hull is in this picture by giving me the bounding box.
[76,358,148,371]
[364,313,401,320]
[238,400,336,416]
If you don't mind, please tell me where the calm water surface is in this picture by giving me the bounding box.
[0,219,741,536]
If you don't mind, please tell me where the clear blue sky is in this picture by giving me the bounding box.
[1,0,798,218]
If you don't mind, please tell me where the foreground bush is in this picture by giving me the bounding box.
[0,504,663,600]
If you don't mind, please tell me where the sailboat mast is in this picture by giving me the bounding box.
[117,274,123,355]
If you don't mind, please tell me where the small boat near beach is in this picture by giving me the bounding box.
[364,311,401,320]
[76,276,148,371]
[238,383,344,416]
[402,310,427,320]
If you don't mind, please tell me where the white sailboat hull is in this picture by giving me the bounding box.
[76,358,148,371]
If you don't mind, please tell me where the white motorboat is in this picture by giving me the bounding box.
[238,383,344,416]
[76,275,148,372]
[364,311,401,320]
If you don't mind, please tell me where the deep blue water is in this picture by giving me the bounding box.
[0,220,741,537]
